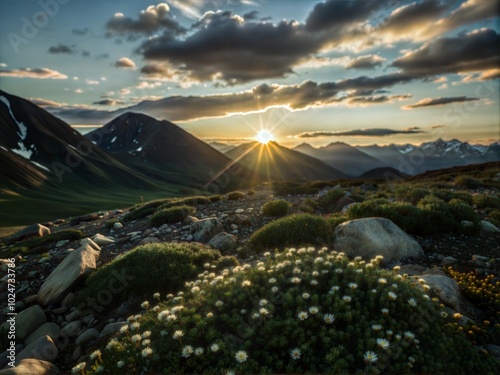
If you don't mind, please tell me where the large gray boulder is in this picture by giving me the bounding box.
[0,305,46,342]
[16,336,58,364]
[37,244,99,306]
[208,232,238,253]
[332,217,423,264]
[9,224,50,243]
[190,218,223,242]
[0,359,59,375]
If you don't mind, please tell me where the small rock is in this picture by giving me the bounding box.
[191,217,223,242]
[481,220,500,233]
[72,346,82,361]
[60,321,82,338]
[113,222,123,230]
[75,328,100,346]
[55,240,69,248]
[92,233,115,246]
[461,220,473,228]
[65,310,81,322]
[442,256,458,266]
[234,209,245,214]
[208,232,238,253]
[232,214,250,226]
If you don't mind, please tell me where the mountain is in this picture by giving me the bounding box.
[85,112,249,189]
[358,167,409,180]
[226,141,348,181]
[209,142,236,154]
[293,142,385,176]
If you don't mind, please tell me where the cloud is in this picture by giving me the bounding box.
[29,98,65,107]
[295,127,425,138]
[114,57,136,69]
[92,99,124,106]
[403,96,480,109]
[105,3,186,41]
[431,125,446,129]
[346,54,386,70]
[72,27,90,36]
[346,94,412,106]
[48,44,75,54]
[392,28,500,76]
[0,67,67,79]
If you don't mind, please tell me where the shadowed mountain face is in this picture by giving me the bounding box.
[0,91,157,191]
[226,141,349,181]
[85,112,249,188]
[293,142,385,176]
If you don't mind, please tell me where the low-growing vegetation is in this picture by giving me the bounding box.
[150,205,196,227]
[81,248,498,375]
[262,199,291,217]
[75,243,235,312]
[250,214,328,249]
[227,191,247,200]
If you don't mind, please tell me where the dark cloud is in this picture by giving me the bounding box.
[72,27,90,36]
[48,44,75,54]
[346,94,412,105]
[378,0,449,34]
[296,128,425,138]
[403,96,480,109]
[243,10,259,20]
[305,0,383,32]
[392,28,500,76]
[82,51,90,57]
[434,0,500,33]
[92,99,124,106]
[105,4,186,41]
[346,54,386,70]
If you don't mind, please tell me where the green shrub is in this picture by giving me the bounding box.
[298,204,314,213]
[105,219,118,229]
[162,196,211,208]
[433,189,473,205]
[487,209,500,227]
[454,175,483,189]
[209,195,222,202]
[448,199,480,233]
[472,194,500,210]
[247,190,256,196]
[123,199,172,221]
[75,243,224,312]
[327,214,349,232]
[417,195,457,234]
[349,193,365,202]
[273,181,320,196]
[86,248,499,375]
[250,214,328,249]
[262,200,291,217]
[227,191,246,200]
[317,189,345,211]
[395,186,430,205]
[150,205,195,227]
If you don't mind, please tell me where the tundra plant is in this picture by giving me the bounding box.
[81,247,498,374]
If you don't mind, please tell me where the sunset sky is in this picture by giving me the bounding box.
[0,0,499,146]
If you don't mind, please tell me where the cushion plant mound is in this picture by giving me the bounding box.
[83,248,498,375]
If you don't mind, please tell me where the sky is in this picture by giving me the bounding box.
[0,0,499,147]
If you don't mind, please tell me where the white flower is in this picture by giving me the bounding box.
[330,285,340,293]
[259,299,268,306]
[323,314,335,324]
[335,268,343,273]
[298,311,308,320]
[264,252,271,256]
[226,371,235,375]
[404,331,415,340]
[381,308,389,315]
[195,347,204,356]
[348,282,358,289]
[302,293,310,299]
[271,286,279,293]
[206,312,214,318]
[290,348,301,360]
[342,295,352,303]
[386,330,393,335]
[391,283,398,289]
[153,305,160,312]
[440,311,448,318]
[90,349,101,360]
[408,298,417,307]
[252,313,260,319]
[388,291,397,300]
[130,322,140,331]
[309,306,319,314]
[191,286,200,294]
[131,334,142,343]
[293,267,301,274]
[291,277,301,284]
[182,345,194,357]
[117,360,125,368]
[153,292,160,299]
[119,325,129,333]
[378,278,387,284]
[364,351,378,364]
[71,362,86,373]
[141,301,149,309]
[215,300,224,307]
[235,350,248,363]
[211,343,220,352]
[106,339,118,349]
[310,280,318,285]
[173,330,184,339]
[260,308,269,316]
[166,314,177,322]
[377,338,390,350]
[142,331,151,339]
[242,280,251,287]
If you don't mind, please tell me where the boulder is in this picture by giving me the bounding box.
[481,220,500,233]
[16,336,58,364]
[0,305,46,342]
[37,245,99,306]
[24,323,61,347]
[232,214,250,226]
[332,218,423,264]
[91,234,115,246]
[9,224,50,243]
[79,238,101,251]
[190,218,223,242]
[0,359,59,375]
[208,232,238,253]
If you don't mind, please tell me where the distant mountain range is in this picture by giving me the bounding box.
[226,141,348,181]
[293,140,500,176]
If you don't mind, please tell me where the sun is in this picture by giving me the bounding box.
[255,130,275,144]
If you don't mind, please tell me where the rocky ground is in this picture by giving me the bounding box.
[0,184,499,374]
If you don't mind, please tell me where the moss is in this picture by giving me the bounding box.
[262,200,291,217]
